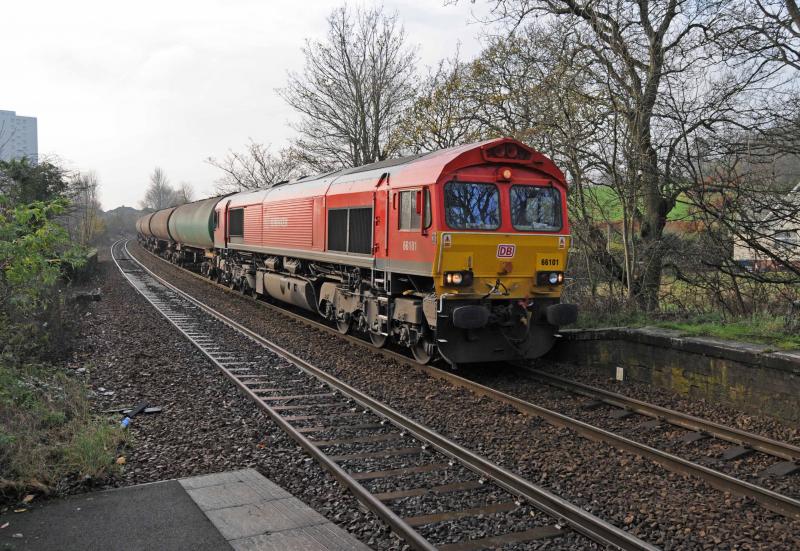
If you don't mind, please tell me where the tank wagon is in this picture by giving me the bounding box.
[150,207,176,243]
[136,212,154,239]
[137,138,577,365]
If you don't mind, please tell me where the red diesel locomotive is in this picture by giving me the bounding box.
[137,138,577,365]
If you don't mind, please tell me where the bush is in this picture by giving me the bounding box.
[0,199,86,361]
[0,185,121,499]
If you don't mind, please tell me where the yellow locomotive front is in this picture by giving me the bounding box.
[426,148,577,366]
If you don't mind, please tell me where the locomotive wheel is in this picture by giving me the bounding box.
[369,331,387,348]
[411,336,433,364]
[336,319,351,335]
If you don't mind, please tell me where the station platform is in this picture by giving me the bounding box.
[0,469,370,551]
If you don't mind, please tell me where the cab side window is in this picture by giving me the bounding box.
[398,190,421,230]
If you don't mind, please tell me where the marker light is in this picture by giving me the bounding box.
[497,167,513,182]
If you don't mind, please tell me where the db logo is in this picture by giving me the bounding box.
[496,244,516,258]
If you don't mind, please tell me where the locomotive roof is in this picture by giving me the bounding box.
[287,140,496,188]
[223,138,565,208]
[288,151,429,186]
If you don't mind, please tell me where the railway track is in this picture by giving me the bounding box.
[522,369,800,467]
[113,240,656,551]
[132,239,800,522]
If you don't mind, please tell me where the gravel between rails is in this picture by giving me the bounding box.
[457,367,800,499]
[131,243,800,550]
[531,362,799,448]
[70,249,403,550]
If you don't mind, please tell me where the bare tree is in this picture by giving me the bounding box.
[141,167,175,210]
[479,0,795,310]
[175,181,195,204]
[279,4,418,171]
[68,171,104,245]
[207,141,300,193]
[719,0,800,71]
[395,52,484,153]
[682,127,800,276]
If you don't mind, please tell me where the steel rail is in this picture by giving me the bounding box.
[523,369,800,462]
[132,242,800,520]
[120,241,657,551]
[414,365,800,521]
[111,241,437,551]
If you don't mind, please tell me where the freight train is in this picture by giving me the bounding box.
[136,138,577,366]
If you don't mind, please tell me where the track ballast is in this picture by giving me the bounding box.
[113,240,656,551]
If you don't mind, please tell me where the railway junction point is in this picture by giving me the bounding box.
[0,469,368,551]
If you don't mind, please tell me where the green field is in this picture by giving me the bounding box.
[578,186,693,222]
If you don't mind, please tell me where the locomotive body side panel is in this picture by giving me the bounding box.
[312,197,324,251]
[243,204,263,246]
[263,198,315,249]
[382,183,436,276]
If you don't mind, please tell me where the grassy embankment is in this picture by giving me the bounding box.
[576,309,800,350]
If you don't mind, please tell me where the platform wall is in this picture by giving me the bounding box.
[546,327,800,422]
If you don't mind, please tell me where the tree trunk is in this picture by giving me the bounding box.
[637,144,667,311]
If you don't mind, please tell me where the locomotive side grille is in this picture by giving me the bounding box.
[327,209,348,252]
[348,207,373,254]
[327,207,373,255]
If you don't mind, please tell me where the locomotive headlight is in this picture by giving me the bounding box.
[444,271,473,287]
[537,271,564,286]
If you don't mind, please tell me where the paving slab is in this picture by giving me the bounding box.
[0,469,370,551]
[0,479,229,551]
[179,469,371,551]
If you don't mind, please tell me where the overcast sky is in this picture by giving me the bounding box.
[2,1,490,210]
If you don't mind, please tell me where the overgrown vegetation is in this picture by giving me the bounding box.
[0,363,125,497]
[0,158,123,501]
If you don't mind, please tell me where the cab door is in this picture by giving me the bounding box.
[373,173,390,258]
[213,199,231,249]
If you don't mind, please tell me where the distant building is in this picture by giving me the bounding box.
[0,110,38,163]
[734,183,800,270]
